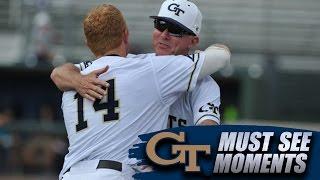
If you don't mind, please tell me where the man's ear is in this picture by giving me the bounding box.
[189,36,200,53]
[191,36,199,46]
[124,28,129,44]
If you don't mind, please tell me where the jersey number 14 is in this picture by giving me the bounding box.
[74,79,119,132]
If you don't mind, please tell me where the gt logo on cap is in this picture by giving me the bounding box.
[168,3,185,16]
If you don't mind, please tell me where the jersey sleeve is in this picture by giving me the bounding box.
[150,52,205,104]
[191,76,221,125]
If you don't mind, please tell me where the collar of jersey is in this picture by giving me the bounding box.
[104,54,120,57]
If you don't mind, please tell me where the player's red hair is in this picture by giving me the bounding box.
[83,4,127,56]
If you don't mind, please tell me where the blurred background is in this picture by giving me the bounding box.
[0,0,319,179]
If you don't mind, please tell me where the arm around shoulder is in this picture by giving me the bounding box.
[50,63,81,91]
[50,63,109,101]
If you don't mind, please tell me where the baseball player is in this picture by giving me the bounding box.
[58,4,230,180]
[51,0,222,128]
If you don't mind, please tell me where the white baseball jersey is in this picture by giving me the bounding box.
[59,53,205,179]
[128,53,221,127]
[168,76,221,127]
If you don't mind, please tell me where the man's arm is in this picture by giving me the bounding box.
[199,44,230,80]
[190,76,221,126]
[50,63,109,101]
[152,44,230,105]
[198,120,219,126]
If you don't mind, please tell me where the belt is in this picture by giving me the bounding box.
[65,160,122,174]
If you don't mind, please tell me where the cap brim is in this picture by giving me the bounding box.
[150,16,196,36]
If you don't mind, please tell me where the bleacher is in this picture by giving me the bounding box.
[0,0,319,177]
[0,0,319,119]
[0,0,9,29]
[0,0,319,64]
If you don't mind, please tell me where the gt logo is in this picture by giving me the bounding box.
[168,3,185,16]
[146,132,210,172]
[199,102,219,115]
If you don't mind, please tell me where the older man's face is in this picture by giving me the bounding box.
[151,20,199,56]
[153,29,197,56]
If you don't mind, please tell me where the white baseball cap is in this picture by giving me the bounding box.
[150,0,202,36]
